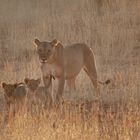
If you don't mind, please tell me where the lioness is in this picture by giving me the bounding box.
[2,82,26,118]
[34,39,109,102]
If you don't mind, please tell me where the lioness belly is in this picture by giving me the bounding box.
[64,57,83,79]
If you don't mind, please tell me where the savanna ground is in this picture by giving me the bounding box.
[0,0,140,139]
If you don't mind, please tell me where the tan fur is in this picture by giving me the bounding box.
[1,82,26,119]
[34,39,109,102]
[24,78,52,111]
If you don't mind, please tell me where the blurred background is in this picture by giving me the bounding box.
[0,0,139,93]
[0,0,139,66]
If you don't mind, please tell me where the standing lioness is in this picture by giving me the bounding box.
[34,39,109,102]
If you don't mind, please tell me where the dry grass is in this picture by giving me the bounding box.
[0,0,140,139]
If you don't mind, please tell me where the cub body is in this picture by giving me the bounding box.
[24,78,51,111]
[2,82,26,120]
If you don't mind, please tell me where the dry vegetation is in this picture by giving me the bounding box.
[0,0,140,139]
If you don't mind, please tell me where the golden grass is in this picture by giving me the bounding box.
[0,0,140,139]
[0,61,139,140]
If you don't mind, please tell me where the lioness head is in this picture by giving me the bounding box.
[34,39,59,63]
[24,78,41,92]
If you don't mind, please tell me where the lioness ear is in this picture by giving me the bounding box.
[24,78,29,84]
[34,39,41,46]
[2,82,6,88]
[50,39,59,47]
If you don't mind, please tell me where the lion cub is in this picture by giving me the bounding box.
[2,82,26,119]
[24,78,51,111]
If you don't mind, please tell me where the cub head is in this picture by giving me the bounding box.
[34,38,60,63]
[2,82,18,97]
[24,78,41,92]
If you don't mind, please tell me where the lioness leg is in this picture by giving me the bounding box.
[85,69,100,95]
[43,75,53,106]
[84,66,100,96]
[84,49,100,95]
[67,77,76,92]
[56,76,65,102]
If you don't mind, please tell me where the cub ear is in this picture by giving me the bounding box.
[34,38,41,46]
[13,83,18,88]
[50,39,59,47]
[24,78,29,84]
[2,82,7,88]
